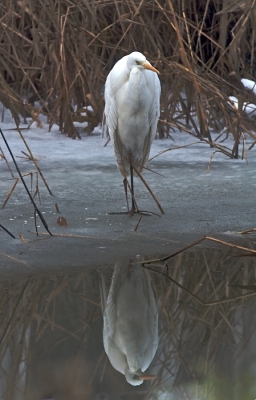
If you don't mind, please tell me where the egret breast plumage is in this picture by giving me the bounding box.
[104,52,161,213]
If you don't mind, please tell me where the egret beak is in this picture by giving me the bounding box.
[139,374,157,381]
[142,62,160,74]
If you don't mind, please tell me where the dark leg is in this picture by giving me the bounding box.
[130,165,136,214]
[123,178,130,212]
[108,165,160,217]
[108,174,134,215]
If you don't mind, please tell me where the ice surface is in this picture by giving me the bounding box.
[0,102,255,170]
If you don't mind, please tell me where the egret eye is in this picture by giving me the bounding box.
[136,60,141,65]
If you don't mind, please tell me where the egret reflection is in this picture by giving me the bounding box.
[101,262,159,386]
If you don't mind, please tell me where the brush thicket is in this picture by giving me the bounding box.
[0,0,256,155]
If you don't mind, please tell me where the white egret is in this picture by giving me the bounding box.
[100,263,159,386]
[104,52,161,214]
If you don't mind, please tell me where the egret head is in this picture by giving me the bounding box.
[127,52,159,74]
[125,368,156,386]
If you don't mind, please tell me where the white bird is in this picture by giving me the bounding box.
[100,263,159,386]
[104,51,161,214]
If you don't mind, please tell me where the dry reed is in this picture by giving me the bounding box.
[0,0,255,157]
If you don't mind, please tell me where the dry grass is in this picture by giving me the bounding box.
[0,0,256,157]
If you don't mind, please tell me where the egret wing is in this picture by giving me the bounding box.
[104,56,131,174]
[101,267,127,374]
[140,70,161,168]
[104,55,129,139]
[123,268,159,372]
[148,71,161,138]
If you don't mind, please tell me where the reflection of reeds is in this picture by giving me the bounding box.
[0,1,256,155]
[145,239,256,398]
[0,274,101,399]
[1,244,256,398]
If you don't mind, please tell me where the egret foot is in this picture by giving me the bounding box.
[108,209,160,217]
[108,165,162,217]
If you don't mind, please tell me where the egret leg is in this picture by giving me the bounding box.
[130,165,136,215]
[108,165,159,217]
[123,178,130,212]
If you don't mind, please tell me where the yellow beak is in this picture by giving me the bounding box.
[142,62,160,74]
[139,374,157,381]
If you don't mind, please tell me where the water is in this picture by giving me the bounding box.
[1,243,256,400]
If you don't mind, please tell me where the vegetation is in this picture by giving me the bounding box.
[1,238,256,398]
[1,0,256,156]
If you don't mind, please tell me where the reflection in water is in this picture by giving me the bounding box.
[100,262,158,386]
[0,324,30,400]
[1,247,256,398]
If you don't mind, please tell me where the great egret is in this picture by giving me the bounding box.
[104,52,161,214]
[100,263,159,386]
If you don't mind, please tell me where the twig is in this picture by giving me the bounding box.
[148,141,199,162]
[28,231,104,239]
[2,171,40,209]
[141,264,256,306]
[0,146,14,177]
[238,227,256,234]
[134,215,143,231]
[141,235,256,264]
[133,164,164,214]
[204,235,256,254]
[0,128,52,236]
[15,125,54,196]
[0,252,29,265]
[141,236,206,264]
[0,223,15,238]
